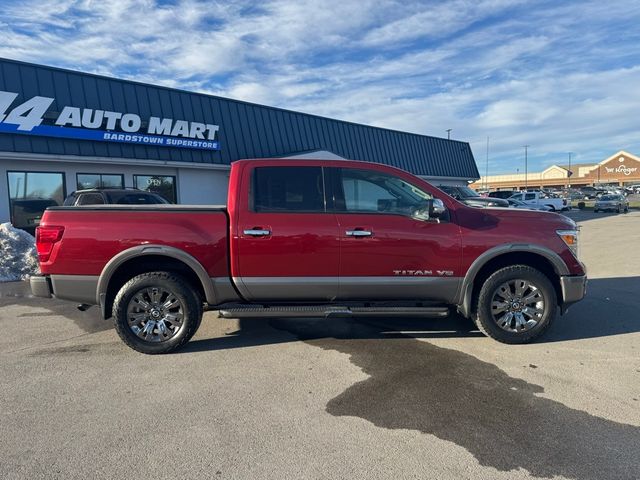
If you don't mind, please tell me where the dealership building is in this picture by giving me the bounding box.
[0,58,480,230]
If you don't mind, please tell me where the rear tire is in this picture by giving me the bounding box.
[113,271,203,354]
[475,265,557,344]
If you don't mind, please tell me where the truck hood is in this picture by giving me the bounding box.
[455,205,577,231]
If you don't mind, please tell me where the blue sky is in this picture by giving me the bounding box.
[1,0,639,175]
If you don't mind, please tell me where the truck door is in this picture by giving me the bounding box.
[330,167,462,302]
[232,165,340,301]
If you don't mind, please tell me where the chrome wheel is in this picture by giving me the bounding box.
[490,279,545,333]
[126,287,185,343]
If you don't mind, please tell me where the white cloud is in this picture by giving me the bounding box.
[1,0,639,173]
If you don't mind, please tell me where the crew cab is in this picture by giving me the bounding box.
[30,159,586,354]
[508,191,568,212]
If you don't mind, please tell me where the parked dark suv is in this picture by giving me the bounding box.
[488,190,518,199]
[438,185,509,208]
[64,188,171,206]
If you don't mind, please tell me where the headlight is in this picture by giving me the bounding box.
[557,229,579,257]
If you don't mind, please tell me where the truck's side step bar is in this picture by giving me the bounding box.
[218,305,449,319]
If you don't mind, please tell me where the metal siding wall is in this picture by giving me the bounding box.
[0,59,479,178]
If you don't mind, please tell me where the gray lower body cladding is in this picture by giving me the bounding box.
[232,276,462,304]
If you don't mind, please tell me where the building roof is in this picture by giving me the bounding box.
[0,57,479,180]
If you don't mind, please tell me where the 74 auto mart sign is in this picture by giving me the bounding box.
[0,90,220,150]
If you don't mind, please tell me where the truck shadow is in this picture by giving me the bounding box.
[183,276,640,352]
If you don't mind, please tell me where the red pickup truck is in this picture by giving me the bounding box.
[30,158,586,354]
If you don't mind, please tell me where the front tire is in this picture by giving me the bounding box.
[113,271,203,354]
[475,265,557,344]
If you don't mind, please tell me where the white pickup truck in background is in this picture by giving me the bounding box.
[509,191,568,211]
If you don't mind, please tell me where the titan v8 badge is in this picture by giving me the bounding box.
[393,269,454,276]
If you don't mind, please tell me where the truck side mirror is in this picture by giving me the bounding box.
[427,198,447,220]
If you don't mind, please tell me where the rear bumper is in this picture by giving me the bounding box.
[30,275,52,298]
[560,274,587,305]
[30,274,98,304]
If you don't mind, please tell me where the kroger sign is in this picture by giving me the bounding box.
[0,90,220,150]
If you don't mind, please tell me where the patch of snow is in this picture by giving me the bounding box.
[0,223,40,282]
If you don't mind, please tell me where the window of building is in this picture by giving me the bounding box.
[7,171,66,233]
[337,168,431,215]
[76,173,124,190]
[252,166,325,212]
[133,175,176,203]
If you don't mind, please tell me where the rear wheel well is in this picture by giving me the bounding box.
[469,252,561,317]
[103,255,205,319]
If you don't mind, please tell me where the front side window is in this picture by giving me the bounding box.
[337,168,431,215]
[525,193,536,201]
[134,175,176,203]
[7,171,65,232]
[253,166,325,212]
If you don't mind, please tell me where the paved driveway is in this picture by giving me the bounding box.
[1,211,639,479]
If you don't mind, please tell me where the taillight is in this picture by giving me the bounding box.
[35,226,65,262]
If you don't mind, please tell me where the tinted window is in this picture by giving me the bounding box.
[76,193,105,205]
[525,193,536,200]
[106,191,169,204]
[77,173,124,190]
[134,175,176,203]
[7,171,65,232]
[253,167,325,212]
[338,168,431,215]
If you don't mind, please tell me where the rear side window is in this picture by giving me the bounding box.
[253,167,326,212]
[107,192,169,204]
[76,193,105,205]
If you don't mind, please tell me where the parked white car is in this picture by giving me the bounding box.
[508,191,568,211]
[507,198,553,212]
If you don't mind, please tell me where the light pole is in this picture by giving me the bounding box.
[446,129,452,140]
[522,145,530,190]
[567,152,572,189]
[485,137,489,192]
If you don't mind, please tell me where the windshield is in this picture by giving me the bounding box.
[600,195,617,201]
[439,186,479,199]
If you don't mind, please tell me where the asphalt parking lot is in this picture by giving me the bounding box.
[1,210,639,480]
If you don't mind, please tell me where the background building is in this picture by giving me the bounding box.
[473,151,640,191]
[0,58,479,231]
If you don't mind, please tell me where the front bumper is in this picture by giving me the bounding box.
[560,274,587,305]
[30,275,52,298]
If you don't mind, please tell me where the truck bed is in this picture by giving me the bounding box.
[38,206,230,304]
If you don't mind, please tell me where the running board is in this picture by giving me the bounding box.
[218,305,449,319]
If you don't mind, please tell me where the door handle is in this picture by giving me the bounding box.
[243,229,271,237]
[345,229,372,237]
